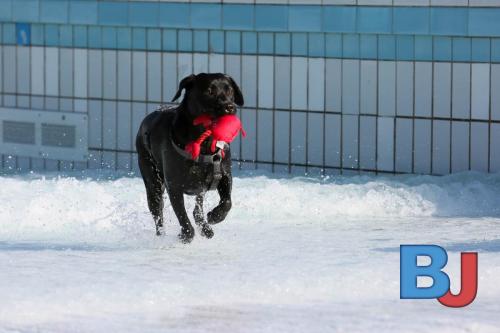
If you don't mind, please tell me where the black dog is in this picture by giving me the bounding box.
[136,73,244,242]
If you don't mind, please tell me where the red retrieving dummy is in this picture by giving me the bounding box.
[185,114,246,160]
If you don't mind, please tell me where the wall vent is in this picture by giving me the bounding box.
[0,108,88,161]
[41,124,76,148]
[3,121,36,145]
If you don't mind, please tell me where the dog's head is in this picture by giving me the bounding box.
[171,73,244,118]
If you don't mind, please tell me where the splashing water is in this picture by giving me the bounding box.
[0,171,500,333]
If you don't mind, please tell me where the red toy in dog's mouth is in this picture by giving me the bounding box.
[185,114,246,160]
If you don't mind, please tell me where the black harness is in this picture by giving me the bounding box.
[170,135,225,191]
[156,104,225,191]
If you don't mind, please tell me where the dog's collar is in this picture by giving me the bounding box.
[170,134,224,164]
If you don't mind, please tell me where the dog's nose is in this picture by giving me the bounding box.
[224,104,235,114]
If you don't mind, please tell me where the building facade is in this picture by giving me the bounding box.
[1,0,500,175]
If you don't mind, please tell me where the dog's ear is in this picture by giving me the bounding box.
[226,75,244,106]
[171,74,196,102]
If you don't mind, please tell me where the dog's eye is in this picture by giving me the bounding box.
[224,84,232,94]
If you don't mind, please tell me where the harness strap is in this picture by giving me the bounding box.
[170,135,225,190]
[209,150,223,191]
[171,136,218,164]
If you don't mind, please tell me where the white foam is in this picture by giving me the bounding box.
[1,171,499,241]
[0,171,499,332]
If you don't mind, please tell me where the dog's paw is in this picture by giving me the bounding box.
[207,202,231,225]
[207,211,223,225]
[155,226,165,236]
[178,227,195,243]
[200,224,214,239]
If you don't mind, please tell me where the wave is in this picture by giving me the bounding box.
[1,171,499,242]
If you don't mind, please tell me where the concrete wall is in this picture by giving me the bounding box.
[1,0,500,175]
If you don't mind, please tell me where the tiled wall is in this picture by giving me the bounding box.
[1,0,500,175]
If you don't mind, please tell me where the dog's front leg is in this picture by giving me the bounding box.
[167,188,195,243]
[193,194,214,239]
[207,175,232,225]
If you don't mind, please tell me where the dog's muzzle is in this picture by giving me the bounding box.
[224,104,235,114]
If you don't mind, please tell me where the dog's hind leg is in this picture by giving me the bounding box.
[193,194,205,225]
[193,194,214,239]
[137,146,165,236]
[147,182,165,236]
[207,175,232,225]
[166,187,196,243]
